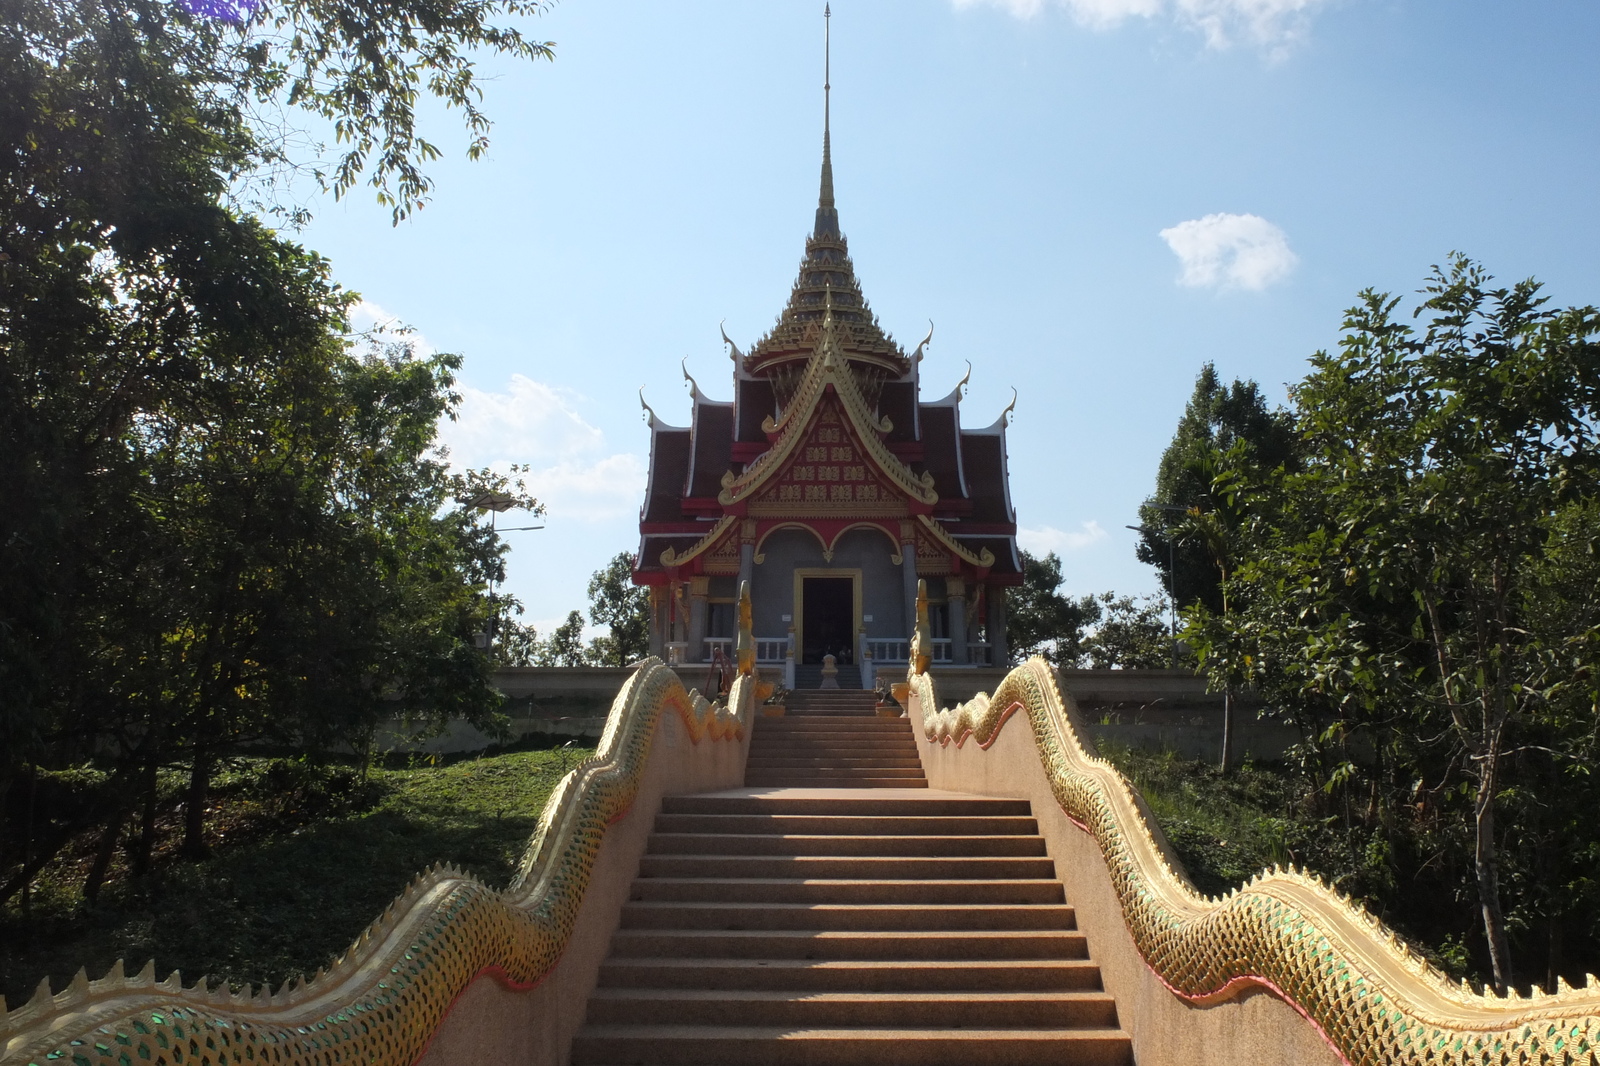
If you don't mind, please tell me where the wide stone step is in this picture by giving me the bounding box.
[743,776,930,789]
[583,988,1121,1028]
[569,1025,1132,1066]
[746,744,920,757]
[596,956,1105,991]
[605,928,1090,960]
[745,757,924,768]
[755,719,910,731]
[627,877,1066,905]
[637,854,1058,878]
[661,796,1028,817]
[745,764,927,777]
[652,813,1040,835]
[619,901,1078,931]
[643,832,1049,857]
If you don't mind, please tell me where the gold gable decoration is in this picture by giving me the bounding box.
[916,514,994,570]
[750,399,911,518]
[720,306,937,510]
[658,514,738,570]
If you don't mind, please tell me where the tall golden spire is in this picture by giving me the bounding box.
[814,3,840,239]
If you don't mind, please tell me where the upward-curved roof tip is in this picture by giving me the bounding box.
[911,321,934,363]
[719,320,743,361]
[997,388,1018,427]
[929,361,971,407]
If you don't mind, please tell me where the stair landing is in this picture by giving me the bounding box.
[572,780,1134,1066]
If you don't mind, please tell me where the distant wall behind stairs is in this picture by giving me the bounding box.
[378,666,1301,761]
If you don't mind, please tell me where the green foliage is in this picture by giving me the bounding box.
[1182,257,1600,991]
[1083,593,1176,670]
[542,611,590,668]
[586,552,650,667]
[1006,551,1101,668]
[0,747,590,1006]
[1099,742,1465,977]
[0,0,552,895]
[1006,553,1180,669]
[1138,364,1298,613]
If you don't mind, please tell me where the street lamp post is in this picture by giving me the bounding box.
[470,491,544,652]
[1127,503,1191,671]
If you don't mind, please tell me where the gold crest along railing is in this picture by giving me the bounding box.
[0,587,763,1066]
[904,654,1600,1066]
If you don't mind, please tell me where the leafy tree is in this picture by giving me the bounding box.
[1,0,552,895]
[586,552,651,667]
[1138,364,1297,613]
[540,611,590,668]
[494,616,544,668]
[1185,257,1600,992]
[1005,551,1101,669]
[1083,593,1175,670]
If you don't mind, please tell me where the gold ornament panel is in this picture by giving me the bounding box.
[749,400,910,518]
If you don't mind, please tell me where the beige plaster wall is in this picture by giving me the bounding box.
[907,682,1344,1066]
[416,702,751,1066]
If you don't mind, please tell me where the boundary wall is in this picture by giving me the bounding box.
[1,657,754,1066]
[907,655,1600,1066]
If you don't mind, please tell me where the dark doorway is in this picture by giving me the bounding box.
[802,577,854,665]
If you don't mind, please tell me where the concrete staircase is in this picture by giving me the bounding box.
[745,715,927,789]
[784,688,879,715]
[570,715,1133,1066]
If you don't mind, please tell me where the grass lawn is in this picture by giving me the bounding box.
[0,744,592,1006]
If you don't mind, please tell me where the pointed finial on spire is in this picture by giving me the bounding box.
[820,284,838,367]
[814,4,840,239]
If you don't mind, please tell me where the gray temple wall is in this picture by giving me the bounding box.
[749,526,910,639]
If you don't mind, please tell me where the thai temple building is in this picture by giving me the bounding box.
[632,37,1021,689]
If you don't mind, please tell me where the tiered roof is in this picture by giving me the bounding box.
[634,63,1020,588]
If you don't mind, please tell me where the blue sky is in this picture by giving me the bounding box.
[301,0,1600,637]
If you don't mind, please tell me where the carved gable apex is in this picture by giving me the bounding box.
[749,397,911,518]
[719,307,938,510]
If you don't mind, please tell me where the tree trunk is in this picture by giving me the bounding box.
[21,763,37,913]
[181,753,213,859]
[132,760,160,878]
[1474,765,1514,993]
[1547,913,1564,997]
[1220,688,1235,773]
[83,805,129,905]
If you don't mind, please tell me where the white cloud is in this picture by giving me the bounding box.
[1018,521,1109,556]
[437,374,646,523]
[952,0,1324,51]
[1159,212,1297,291]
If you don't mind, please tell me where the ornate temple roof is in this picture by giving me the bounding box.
[633,18,1019,587]
[738,33,909,385]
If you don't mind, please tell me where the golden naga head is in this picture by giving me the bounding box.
[909,578,932,676]
[735,580,755,677]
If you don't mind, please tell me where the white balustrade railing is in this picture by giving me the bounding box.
[969,642,993,667]
[755,637,789,663]
[867,639,911,663]
[701,636,732,662]
[931,639,953,664]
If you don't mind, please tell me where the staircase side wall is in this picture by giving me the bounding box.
[906,692,1342,1066]
[417,706,752,1066]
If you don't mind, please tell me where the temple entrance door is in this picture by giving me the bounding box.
[801,577,854,665]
